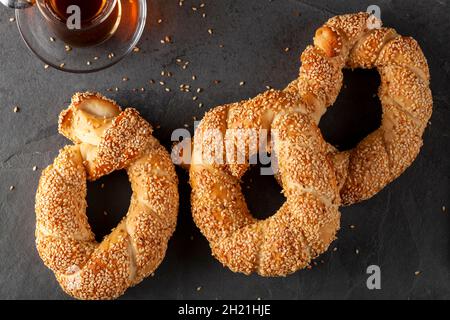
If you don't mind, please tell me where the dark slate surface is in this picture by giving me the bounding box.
[0,0,449,300]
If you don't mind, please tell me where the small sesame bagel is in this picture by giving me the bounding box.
[35,93,178,299]
[188,13,431,276]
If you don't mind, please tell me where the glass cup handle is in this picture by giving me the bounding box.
[1,0,34,9]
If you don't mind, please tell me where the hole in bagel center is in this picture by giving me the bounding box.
[86,170,132,242]
[241,162,285,220]
[319,69,382,151]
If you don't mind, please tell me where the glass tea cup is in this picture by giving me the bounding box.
[35,0,121,47]
[12,0,147,73]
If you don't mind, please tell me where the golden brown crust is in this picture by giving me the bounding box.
[35,93,178,299]
[287,12,432,204]
[190,97,341,276]
[314,14,432,205]
[188,12,432,275]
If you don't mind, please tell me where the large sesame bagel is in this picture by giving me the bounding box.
[35,93,178,299]
[188,13,431,276]
[190,97,341,276]
[286,12,432,204]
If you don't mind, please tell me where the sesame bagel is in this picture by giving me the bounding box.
[190,97,341,276]
[188,13,431,276]
[35,93,178,299]
[286,12,432,204]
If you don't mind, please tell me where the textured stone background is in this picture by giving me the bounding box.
[0,0,449,299]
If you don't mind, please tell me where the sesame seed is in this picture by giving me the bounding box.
[207,28,213,35]
[13,106,19,113]
[32,166,37,171]
[9,186,14,191]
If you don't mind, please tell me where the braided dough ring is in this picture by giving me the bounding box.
[35,93,178,299]
[190,100,341,276]
[286,12,432,204]
[189,13,431,276]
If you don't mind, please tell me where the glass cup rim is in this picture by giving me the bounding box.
[35,0,119,31]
